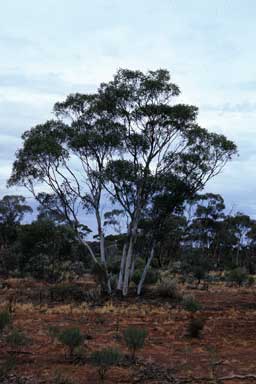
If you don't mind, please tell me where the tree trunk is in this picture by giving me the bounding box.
[122,201,141,296]
[122,234,135,296]
[117,243,127,291]
[95,209,112,294]
[137,243,156,296]
[95,209,106,264]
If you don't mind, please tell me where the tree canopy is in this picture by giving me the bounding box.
[8,68,237,295]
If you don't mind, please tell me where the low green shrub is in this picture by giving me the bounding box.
[182,295,202,313]
[49,284,85,302]
[0,356,16,381]
[123,326,147,361]
[57,328,84,358]
[6,329,30,349]
[187,318,204,338]
[0,310,11,334]
[247,275,255,287]
[48,325,61,342]
[132,268,159,285]
[156,278,181,300]
[226,268,248,287]
[52,372,76,384]
[91,347,121,382]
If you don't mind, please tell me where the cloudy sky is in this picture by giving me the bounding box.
[0,0,256,219]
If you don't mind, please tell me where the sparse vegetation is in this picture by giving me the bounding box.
[57,328,84,358]
[0,310,11,335]
[226,268,248,287]
[6,329,30,350]
[156,278,181,300]
[182,295,202,313]
[0,65,254,384]
[91,347,122,382]
[187,318,205,338]
[123,326,147,361]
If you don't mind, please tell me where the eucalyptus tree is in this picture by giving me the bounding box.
[8,100,123,293]
[101,69,237,295]
[226,213,253,266]
[0,195,32,248]
[8,68,237,296]
[188,193,226,262]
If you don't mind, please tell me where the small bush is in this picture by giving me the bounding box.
[48,325,60,342]
[182,295,202,313]
[49,284,85,303]
[187,318,204,338]
[132,269,159,285]
[6,329,29,349]
[157,278,181,300]
[52,372,76,384]
[247,275,255,287]
[123,326,147,361]
[0,356,16,381]
[226,268,248,287]
[0,311,11,334]
[91,347,121,382]
[57,328,84,358]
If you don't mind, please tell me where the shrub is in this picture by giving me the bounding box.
[157,278,181,300]
[123,326,147,361]
[57,328,84,358]
[132,268,159,285]
[91,347,121,382]
[192,265,207,284]
[48,325,60,342]
[187,318,204,338]
[0,311,11,334]
[182,295,202,313]
[0,356,16,381]
[226,268,248,287]
[6,329,29,349]
[52,372,76,384]
[49,284,85,302]
[247,275,255,287]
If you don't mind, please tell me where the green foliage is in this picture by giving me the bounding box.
[226,267,248,286]
[192,265,207,283]
[0,356,16,381]
[57,328,84,357]
[0,310,11,334]
[91,347,121,382]
[48,325,61,342]
[247,275,255,286]
[49,284,85,303]
[123,326,147,360]
[182,295,202,313]
[187,318,204,338]
[8,68,237,297]
[6,329,29,348]
[52,372,76,384]
[17,219,80,280]
[132,268,159,285]
[156,278,181,300]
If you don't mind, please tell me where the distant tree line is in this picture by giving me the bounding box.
[0,192,255,289]
[5,68,239,295]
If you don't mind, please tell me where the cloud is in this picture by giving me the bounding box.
[202,102,256,114]
[0,0,256,225]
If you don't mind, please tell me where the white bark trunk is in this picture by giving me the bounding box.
[95,209,112,294]
[137,243,155,295]
[117,243,127,290]
[122,234,134,296]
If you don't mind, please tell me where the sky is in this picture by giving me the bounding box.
[0,0,256,223]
